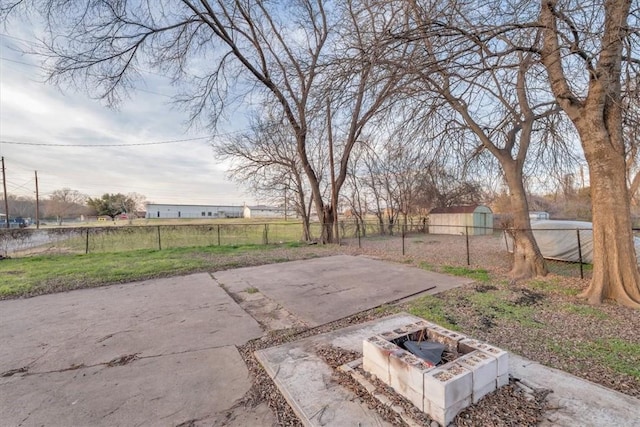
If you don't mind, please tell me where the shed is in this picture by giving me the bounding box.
[428,205,493,235]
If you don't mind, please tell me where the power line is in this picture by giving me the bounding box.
[0,139,203,148]
[0,124,255,148]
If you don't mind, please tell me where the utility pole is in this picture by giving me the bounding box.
[2,157,9,229]
[35,170,40,229]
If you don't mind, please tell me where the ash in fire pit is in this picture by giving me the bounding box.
[363,320,509,426]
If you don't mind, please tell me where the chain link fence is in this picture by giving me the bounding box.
[1,220,626,280]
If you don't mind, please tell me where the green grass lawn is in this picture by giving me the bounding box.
[0,243,306,299]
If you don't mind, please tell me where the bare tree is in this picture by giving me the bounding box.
[2,0,403,244]
[4,194,36,218]
[414,164,484,212]
[46,188,87,225]
[2,0,334,236]
[539,0,640,307]
[215,114,313,240]
[390,1,573,279]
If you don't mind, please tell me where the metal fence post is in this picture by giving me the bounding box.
[357,227,361,248]
[217,224,221,246]
[576,229,584,279]
[465,226,470,266]
[85,228,89,254]
[157,225,162,250]
[402,224,406,256]
[263,224,269,245]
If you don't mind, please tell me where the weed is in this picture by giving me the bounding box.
[245,286,259,294]
[407,294,460,331]
[468,290,541,328]
[441,265,490,282]
[529,279,580,296]
[418,261,434,271]
[375,304,399,315]
[547,338,640,379]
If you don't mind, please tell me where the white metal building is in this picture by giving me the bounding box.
[247,205,287,218]
[429,205,494,235]
[145,204,250,219]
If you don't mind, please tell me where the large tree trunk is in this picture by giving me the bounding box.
[320,204,336,244]
[579,134,640,308]
[540,0,640,307]
[503,161,548,279]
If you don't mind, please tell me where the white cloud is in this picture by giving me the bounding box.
[0,29,253,207]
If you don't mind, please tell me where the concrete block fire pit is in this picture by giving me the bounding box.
[362,320,509,426]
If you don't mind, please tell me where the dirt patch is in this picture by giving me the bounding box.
[475,284,498,293]
[512,289,545,306]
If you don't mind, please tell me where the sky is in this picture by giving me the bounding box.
[0,26,255,208]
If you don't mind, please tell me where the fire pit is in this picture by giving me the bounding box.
[362,320,508,426]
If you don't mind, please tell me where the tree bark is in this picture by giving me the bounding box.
[502,160,548,279]
[540,0,640,307]
[578,132,640,307]
[320,204,336,244]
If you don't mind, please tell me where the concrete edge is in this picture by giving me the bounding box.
[254,348,313,427]
[509,354,640,405]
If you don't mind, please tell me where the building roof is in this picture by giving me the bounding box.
[145,203,245,209]
[429,205,485,214]
[249,205,283,211]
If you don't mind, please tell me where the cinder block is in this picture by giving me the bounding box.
[471,378,496,403]
[429,396,471,426]
[413,319,438,329]
[457,350,498,390]
[497,373,509,388]
[427,327,467,352]
[458,338,482,354]
[424,363,472,409]
[363,359,389,383]
[458,339,509,377]
[381,323,429,342]
[363,335,397,383]
[389,348,435,410]
[423,396,431,414]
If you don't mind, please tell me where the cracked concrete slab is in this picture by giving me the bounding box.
[0,273,262,374]
[1,347,252,427]
[0,273,269,427]
[214,255,471,326]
